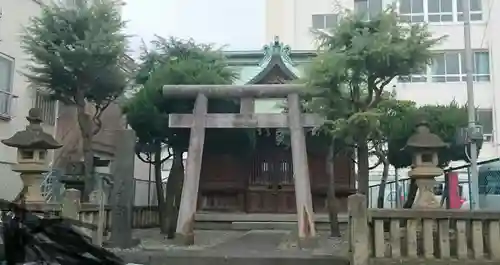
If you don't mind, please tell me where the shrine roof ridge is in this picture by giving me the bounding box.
[162,84,320,98]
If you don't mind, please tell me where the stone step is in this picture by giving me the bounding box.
[195,221,347,231]
[231,221,296,230]
[195,213,349,223]
[193,213,348,231]
[120,253,349,265]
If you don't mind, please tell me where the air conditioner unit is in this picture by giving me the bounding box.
[483,134,494,142]
[455,125,484,144]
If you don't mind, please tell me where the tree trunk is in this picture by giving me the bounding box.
[403,179,417,208]
[326,142,341,237]
[376,157,390,208]
[171,152,185,235]
[76,104,94,201]
[152,145,168,234]
[165,150,183,238]
[357,140,370,199]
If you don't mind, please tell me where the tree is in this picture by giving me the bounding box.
[360,96,481,209]
[309,9,441,197]
[385,102,482,208]
[368,96,416,208]
[123,37,241,237]
[122,85,174,233]
[21,0,128,199]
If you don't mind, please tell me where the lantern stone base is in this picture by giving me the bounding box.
[412,178,441,209]
[19,172,46,203]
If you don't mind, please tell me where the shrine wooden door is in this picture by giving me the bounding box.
[246,149,296,213]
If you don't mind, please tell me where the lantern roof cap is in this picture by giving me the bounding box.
[405,121,448,150]
[1,108,62,150]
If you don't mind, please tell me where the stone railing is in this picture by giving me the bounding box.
[348,194,500,265]
[25,193,160,233]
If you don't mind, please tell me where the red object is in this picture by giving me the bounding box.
[447,172,461,209]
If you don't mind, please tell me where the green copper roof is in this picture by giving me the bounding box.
[225,36,316,85]
[224,37,316,113]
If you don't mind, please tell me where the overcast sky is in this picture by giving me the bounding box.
[122,0,265,57]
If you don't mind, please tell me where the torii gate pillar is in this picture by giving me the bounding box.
[164,84,318,247]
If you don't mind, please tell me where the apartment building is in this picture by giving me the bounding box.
[265,0,499,163]
[0,0,137,202]
[0,0,59,200]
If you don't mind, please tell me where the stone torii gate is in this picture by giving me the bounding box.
[163,84,324,246]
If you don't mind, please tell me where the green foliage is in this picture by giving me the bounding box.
[136,37,237,86]
[21,0,127,106]
[307,10,441,145]
[123,37,254,155]
[315,10,441,92]
[376,98,417,142]
[121,84,175,147]
[304,89,478,169]
[387,102,482,168]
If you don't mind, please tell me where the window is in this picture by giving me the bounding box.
[0,54,14,118]
[457,0,482,21]
[399,0,425,22]
[398,68,427,83]
[399,50,490,83]
[427,0,453,22]
[476,109,493,141]
[311,14,338,29]
[468,51,490,82]
[261,161,269,172]
[354,0,383,21]
[386,190,399,202]
[432,183,465,197]
[399,0,483,23]
[479,174,500,195]
[433,183,444,196]
[34,91,56,126]
[430,51,490,82]
[431,51,461,82]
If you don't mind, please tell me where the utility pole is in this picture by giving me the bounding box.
[462,0,480,210]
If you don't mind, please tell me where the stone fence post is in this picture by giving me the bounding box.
[61,188,93,238]
[62,188,80,220]
[348,194,369,265]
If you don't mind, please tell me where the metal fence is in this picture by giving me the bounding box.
[368,158,500,210]
[40,170,167,206]
[132,178,167,206]
[368,176,411,209]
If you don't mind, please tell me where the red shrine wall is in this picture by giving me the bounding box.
[197,143,355,213]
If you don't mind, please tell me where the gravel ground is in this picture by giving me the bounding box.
[108,228,349,258]
[133,229,246,250]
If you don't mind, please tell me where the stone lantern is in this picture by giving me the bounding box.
[1,108,62,202]
[404,121,448,208]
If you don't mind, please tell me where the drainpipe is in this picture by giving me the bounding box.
[50,100,60,167]
[293,0,297,48]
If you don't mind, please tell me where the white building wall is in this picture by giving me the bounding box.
[132,150,186,206]
[265,0,500,172]
[0,0,57,201]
